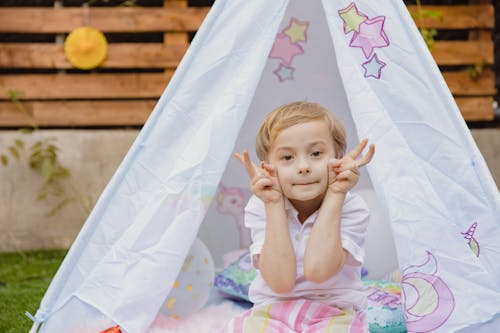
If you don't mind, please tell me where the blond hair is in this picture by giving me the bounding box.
[256,101,346,161]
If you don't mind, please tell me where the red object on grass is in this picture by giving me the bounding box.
[99,325,122,333]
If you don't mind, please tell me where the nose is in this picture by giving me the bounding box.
[297,158,311,174]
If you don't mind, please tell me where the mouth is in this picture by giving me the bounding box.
[293,181,319,186]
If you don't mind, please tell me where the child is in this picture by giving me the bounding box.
[223,101,375,332]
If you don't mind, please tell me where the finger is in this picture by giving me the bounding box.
[261,162,277,177]
[234,152,245,164]
[235,150,256,178]
[250,169,271,187]
[328,159,340,183]
[334,161,359,173]
[253,177,274,190]
[355,144,375,168]
[335,169,359,181]
[329,174,337,184]
[348,138,368,160]
[328,158,342,169]
[336,142,375,172]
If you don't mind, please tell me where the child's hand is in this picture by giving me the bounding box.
[327,139,375,194]
[235,150,283,204]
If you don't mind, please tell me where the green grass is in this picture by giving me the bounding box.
[0,249,67,333]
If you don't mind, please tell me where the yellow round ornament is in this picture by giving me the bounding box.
[64,26,108,70]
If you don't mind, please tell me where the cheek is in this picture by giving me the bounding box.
[275,166,287,178]
[313,160,329,175]
[275,166,292,184]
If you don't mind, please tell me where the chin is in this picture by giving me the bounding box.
[288,191,325,202]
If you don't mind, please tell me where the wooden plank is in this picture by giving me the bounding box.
[0,69,493,100]
[442,69,496,96]
[164,0,189,46]
[1,40,493,69]
[455,97,494,121]
[0,100,155,126]
[468,30,492,41]
[468,1,492,41]
[0,7,210,33]
[0,97,491,126]
[0,73,173,99]
[0,5,492,33]
[0,44,188,69]
[431,41,493,65]
[407,5,494,29]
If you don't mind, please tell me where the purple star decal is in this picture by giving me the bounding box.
[273,63,295,82]
[362,53,386,79]
[350,16,390,59]
[268,33,304,65]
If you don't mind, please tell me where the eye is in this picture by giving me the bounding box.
[282,155,293,161]
[311,151,322,157]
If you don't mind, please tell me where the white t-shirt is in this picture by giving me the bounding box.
[245,192,370,312]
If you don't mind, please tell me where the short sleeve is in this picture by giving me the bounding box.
[244,195,267,259]
[341,192,370,265]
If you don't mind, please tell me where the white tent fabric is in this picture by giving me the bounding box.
[30,0,500,332]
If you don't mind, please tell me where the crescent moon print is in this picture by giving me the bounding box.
[402,251,455,333]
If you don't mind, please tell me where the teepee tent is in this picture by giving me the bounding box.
[29,0,500,332]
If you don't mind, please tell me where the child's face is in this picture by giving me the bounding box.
[268,120,336,205]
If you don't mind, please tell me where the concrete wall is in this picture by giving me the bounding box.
[0,128,498,252]
[0,130,138,251]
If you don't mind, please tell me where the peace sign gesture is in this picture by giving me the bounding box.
[327,139,375,194]
[234,150,283,203]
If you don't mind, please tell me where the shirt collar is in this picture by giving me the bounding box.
[284,198,319,225]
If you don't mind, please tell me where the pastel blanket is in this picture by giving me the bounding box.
[221,299,366,333]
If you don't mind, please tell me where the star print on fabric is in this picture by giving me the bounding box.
[350,16,390,59]
[362,53,386,79]
[268,33,304,65]
[283,17,309,44]
[338,2,368,34]
[273,63,295,82]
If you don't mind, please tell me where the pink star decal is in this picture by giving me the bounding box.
[268,33,304,66]
[350,16,390,59]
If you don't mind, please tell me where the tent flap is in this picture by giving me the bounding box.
[32,1,500,332]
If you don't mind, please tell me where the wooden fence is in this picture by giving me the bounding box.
[0,1,495,127]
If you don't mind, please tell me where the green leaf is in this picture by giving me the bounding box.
[8,146,20,160]
[420,9,443,20]
[120,0,137,6]
[7,89,23,102]
[14,139,25,150]
[47,144,59,152]
[29,151,43,168]
[54,166,70,178]
[31,141,43,151]
[1,155,8,166]
[37,181,65,198]
[51,183,65,196]
[419,28,437,51]
[20,127,34,134]
[36,192,48,201]
[47,198,75,217]
[41,158,54,181]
